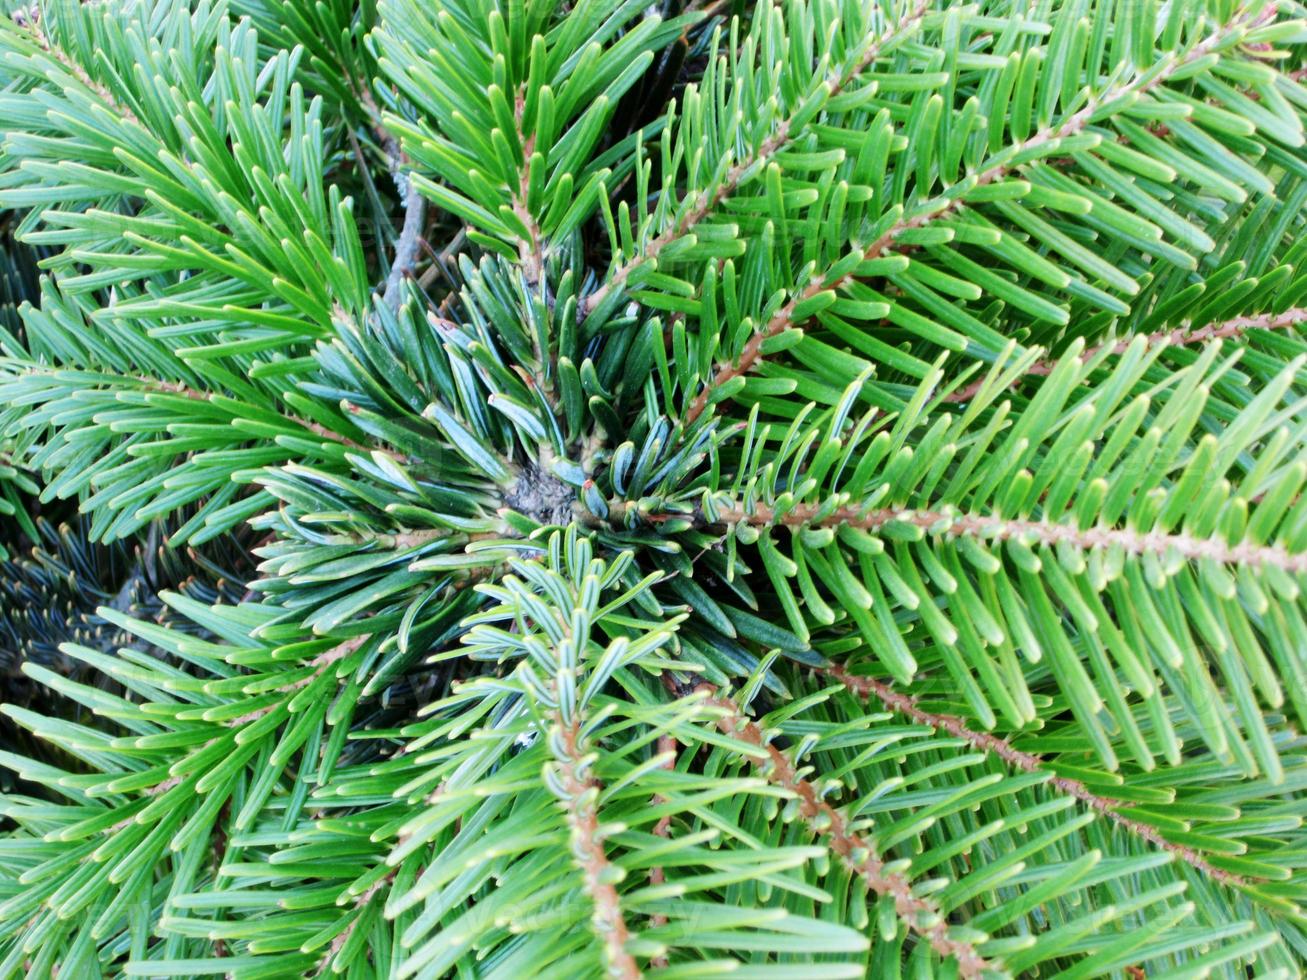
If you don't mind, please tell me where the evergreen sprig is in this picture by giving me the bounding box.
[1,0,1306,976]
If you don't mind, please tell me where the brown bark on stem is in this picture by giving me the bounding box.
[698,685,996,977]
[828,667,1249,887]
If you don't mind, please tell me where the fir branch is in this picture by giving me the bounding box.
[697,685,996,978]
[548,711,641,980]
[13,5,140,126]
[583,0,933,317]
[148,375,391,457]
[360,85,427,313]
[115,371,412,462]
[943,306,1307,403]
[512,86,546,287]
[712,503,1307,572]
[224,635,368,728]
[682,3,1274,424]
[4,0,1307,972]
[827,666,1250,887]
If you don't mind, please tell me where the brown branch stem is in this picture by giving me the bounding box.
[828,667,1248,887]
[944,306,1307,403]
[698,685,995,977]
[682,5,1273,424]
[712,503,1307,573]
[551,713,641,979]
[583,0,932,317]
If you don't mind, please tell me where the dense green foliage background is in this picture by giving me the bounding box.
[1,0,1306,976]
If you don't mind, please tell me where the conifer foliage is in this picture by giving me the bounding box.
[2,0,1307,974]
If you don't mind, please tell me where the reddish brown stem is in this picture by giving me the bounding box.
[699,685,996,977]
[945,307,1307,403]
[583,0,932,317]
[551,714,641,979]
[713,503,1307,573]
[682,5,1273,425]
[828,667,1249,887]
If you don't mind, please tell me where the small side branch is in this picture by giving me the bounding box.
[699,686,995,978]
[358,86,426,313]
[224,635,368,728]
[682,4,1273,424]
[583,0,932,318]
[550,713,641,980]
[143,371,411,462]
[512,86,546,287]
[829,667,1249,887]
[684,274,823,423]
[712,503,1307,574]
[943,306,1307,403]
[15,6,140,126]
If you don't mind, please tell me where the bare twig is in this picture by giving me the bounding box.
[384,179,427,312]
[357,87,427,313]
[417,230,467,289]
